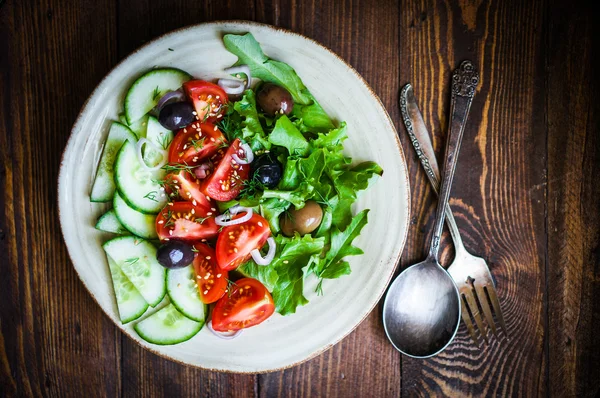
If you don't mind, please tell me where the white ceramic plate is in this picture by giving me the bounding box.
[58,21,410,373]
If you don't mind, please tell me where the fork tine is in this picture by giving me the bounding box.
[485,285,508,337]
[460,297,480,346]
[475,284,497,336]
[462,289,489,344]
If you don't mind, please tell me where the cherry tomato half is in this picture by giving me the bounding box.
[164,170,214,210]
[192,243,228,304]
[168,122,227,165]
[216,213,271,271]
[201,138,250,202]
[155,202,219,242]
[183,80,228,123]
[211,278,275,332]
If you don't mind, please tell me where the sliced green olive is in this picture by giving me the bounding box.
[280,200,323,236]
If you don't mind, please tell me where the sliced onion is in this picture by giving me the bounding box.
[224,65,252,89]
[214,205,253,226]
[232,142,254,165]
[207,320,243,340]
[136,138,167,171]
[217,78,245,95]
[251,237,276,266]
[156,90,185,112]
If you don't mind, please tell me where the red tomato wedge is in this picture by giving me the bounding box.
[216,213,271,271]
[183,80,228,123]
[192,243,228,304]
[168,122,227,165]
[155,202,219,242]
[211,278,275,332]
[164,170,213,210]
[201,138,250,202]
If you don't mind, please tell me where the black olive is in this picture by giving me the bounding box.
[156,241,195,269]
[256,83,294,116]
[251,153,283,188]
[158,102,196,130]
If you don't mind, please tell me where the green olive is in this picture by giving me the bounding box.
[280,200,323,236]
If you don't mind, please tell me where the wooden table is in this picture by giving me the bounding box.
[1,0,599,396]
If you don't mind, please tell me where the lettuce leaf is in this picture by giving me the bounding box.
[268,115,309,156]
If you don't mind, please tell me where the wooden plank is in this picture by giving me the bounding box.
[0,0,120,396]
[398,0,548,396]
[547,0,600,396]
[116,2,256,396]
[255,1,402,396]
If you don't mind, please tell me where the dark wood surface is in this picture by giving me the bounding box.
[1,0,598,396]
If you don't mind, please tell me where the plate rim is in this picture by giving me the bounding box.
[57,20,411,373]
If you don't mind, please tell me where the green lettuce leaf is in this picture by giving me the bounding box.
[268,115,309,156]
[233,90,271,151]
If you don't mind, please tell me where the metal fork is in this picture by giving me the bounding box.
[399,78,507,345]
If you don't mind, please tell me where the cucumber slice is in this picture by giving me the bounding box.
[113,192,158,239]
[143,116,173,166]
[120,114,149,139]
[103,236,166,307]
[124,68,192,124]
[90,122,137,202]
[114,139,166,214]
[106,256,148,324]
[166,265,207,322]
[134,303,203,345]
[95,209,130,235]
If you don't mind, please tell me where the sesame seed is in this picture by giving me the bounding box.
[159,187,165,191]
[192,111,197,115]
[216,95,220,99]
[169,230,173,236]
[197,275,201,279]
[192,200,197,206]
[164,238,170,241]
[191,209,196,215]
[231,160,237,165]
[184,128,187,133]
[204,275,210,280]
[211,207,216,211]
[213,125,218,131]
[158,220,164,224]
[234,248,238,253]
[204,290,208,295]
[258,222,263,227]
[207,212,213,216]
[168,202,174,206]
[216,273,222,278]
[205,256,211,260]
[283,260,289,264]
[217,114,222,119]
[210,137,215,142]
[206,195,211,201]
[183,144,188,150]
[208,95,212,99]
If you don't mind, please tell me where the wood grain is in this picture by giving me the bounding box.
[0,0,121,396]
[1,0,600,396]
[398,0,548,396]
[546,0,600,396]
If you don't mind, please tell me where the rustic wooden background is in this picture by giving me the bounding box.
[1,0,599,396]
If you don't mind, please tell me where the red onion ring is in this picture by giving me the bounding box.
[232,142,254,165]
[156,90,185,112]
[215,205,253,226]
[217,78,245,95]
[224,65,252,89]
[251,237,276,266]
[207,320,243,340]
[136,138,167,171]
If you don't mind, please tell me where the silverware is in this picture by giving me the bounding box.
[399,68,507,345]
[382,61,478,358]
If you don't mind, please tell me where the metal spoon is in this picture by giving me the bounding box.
[383,61,479,357]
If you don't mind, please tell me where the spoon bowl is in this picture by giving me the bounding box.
[383,259,460,357]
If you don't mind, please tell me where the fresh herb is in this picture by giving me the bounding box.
[191,246,200,253]
[201,104,211,122]
[162,162,195,174]
[315,279,324,296]
[124,257,139,265]
[225,278,238,297]
[157,133,173,150]
[144,191,159,202]
[239,175,267,201]
[168,48,174,51]
[152,86,161,100]
[190,137,205,151]
[194,216,210,224]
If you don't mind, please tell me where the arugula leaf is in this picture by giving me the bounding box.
[238,260,279,291]
[268,115,309,156]
[315,209,369,281]
[233,90,271,151]
[223,33,311,104]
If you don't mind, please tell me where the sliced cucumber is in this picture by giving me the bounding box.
[143,116,173,166]
[95,209,130,235]
[166,265,207,322]
[90,122,137,202]
[114,139,166,214]
[113,192,158,239]
[134,303,203,345]
[103,236,166,307]
[124,68,192,124]
[119,114,149,139]
[106,256,148,324]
